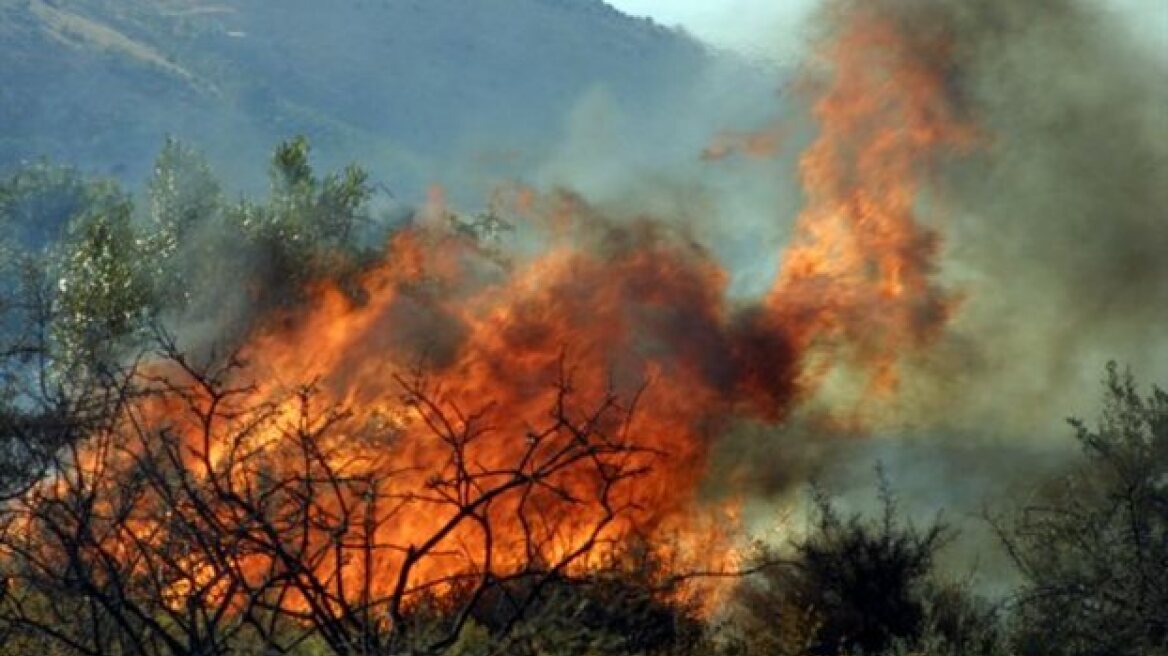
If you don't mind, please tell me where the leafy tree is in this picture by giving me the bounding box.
[0,159,161,373]
[145,138,220,272]
[0,137,392,403]
[997,363,1168,656]
[53,200,155,370]
[0,165,128,510]
[147,137,221,241]
[0,163,123,343]
[227,136,375,309]
[252,136,370,259]
[139,138,225,312]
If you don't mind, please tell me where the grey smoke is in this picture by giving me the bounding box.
[699,0,1166,585]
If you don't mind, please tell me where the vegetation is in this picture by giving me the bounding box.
[0,140,1162,655]
[0,0,715,187]
[729,476,1002,656]
[995,364,1168,656]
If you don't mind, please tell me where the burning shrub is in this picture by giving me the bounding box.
[0,334,709,655]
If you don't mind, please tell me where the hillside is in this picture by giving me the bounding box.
[0,0,750,193]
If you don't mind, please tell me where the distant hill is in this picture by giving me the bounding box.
[0,0,764,196]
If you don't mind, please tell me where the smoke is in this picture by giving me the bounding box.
[812,0,1162,423]
[755,0,1166,439]
[688,0,1167,584]
[58,0,1161,591]
[931,0,1168,429]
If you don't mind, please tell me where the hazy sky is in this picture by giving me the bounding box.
[605,0,816,62]
[607,0,1167,61]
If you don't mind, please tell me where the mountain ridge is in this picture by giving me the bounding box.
[1,0,756,196]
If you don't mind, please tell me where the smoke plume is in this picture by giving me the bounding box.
[742,0,1163,579]
[77,0,1167,597]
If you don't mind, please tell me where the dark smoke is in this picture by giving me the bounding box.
[882,0,1168,431]
[702,0,1166,584]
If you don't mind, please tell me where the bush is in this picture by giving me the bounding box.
[731,474,1004,656]
[997,363,1168,656]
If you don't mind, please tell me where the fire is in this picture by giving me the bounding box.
[233,210,785,604]
[768,8,975,394]
[10,2,976,627]
[701,121,785,161]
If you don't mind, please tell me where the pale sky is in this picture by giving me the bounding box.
[605,0,816,62]
[606,0,1167,62]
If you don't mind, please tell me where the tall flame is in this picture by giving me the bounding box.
[768,8,974,394]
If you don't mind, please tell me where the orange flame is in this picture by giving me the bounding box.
[24,5,977,622]
[767,9,975,396]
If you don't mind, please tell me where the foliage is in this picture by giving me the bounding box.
[142,137,222,303]
[0,136,382,537]
[147,137,222,242]
[996,363,1168,656]
[729,474,1003,656]
[0,162,123,350]
[53,200,155,369]
[1,136,379,372]
[226,136,374,307]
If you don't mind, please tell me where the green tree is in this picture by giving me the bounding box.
[256,135,371,252]
[0,163,123,341]
[141,138,223,310]
[53,201,154,369]
[228,136,373,308]
[146,137,221,255]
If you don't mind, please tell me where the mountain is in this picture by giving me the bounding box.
[0,0,763,195]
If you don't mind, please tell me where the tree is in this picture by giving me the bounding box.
[996,363,1168,656]
[53,201,156,371]
[147,137,221,243]
[0,163,124,347]
[0,140,394,519]
[0,164,135,508]
[143,138,223,309]
[227,136,374,309]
